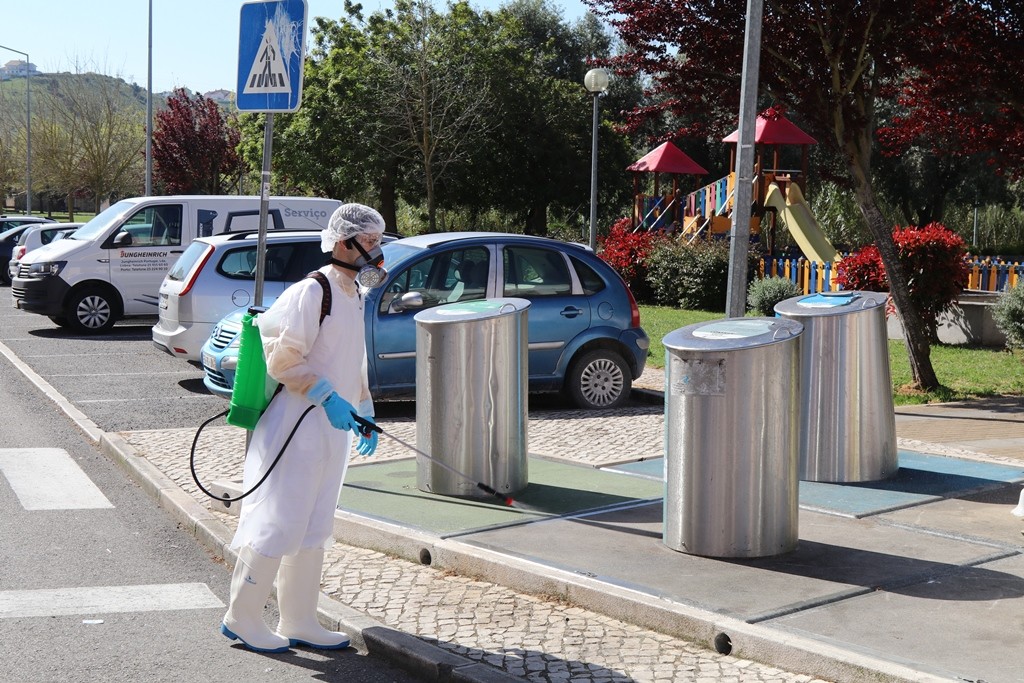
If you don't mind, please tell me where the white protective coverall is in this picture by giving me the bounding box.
[230,265,371,558]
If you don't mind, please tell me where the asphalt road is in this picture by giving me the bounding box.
[0,287,419,683]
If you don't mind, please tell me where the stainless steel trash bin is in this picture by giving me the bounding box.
[663,317,802,558]
[414,298,530,498]
[774,291,897,483]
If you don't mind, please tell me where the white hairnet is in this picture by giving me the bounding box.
[321,203,386,253]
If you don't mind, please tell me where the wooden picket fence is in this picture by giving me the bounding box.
[758,257,1023,294]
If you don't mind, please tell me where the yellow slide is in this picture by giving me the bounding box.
[763,182,839,263]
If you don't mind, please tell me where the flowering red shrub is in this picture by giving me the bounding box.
[597,218,666,300]
[836,223,969,335]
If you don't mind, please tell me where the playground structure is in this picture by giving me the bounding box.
[627,142,708,232]
[628,112,840,265]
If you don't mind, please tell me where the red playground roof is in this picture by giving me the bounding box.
[723,115,817,145]
[627,142,709,175]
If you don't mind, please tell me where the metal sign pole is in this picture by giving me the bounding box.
[725,0,765,318]
[253,113,273,308]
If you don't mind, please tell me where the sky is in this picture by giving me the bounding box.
[4,0,593,95]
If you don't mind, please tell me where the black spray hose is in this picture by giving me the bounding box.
[350,414,515,506]
[189,405,315,503]
[191,409,513,507]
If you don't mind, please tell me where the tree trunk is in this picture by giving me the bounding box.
[66,192,75,222]
[378,161,398,231]
[425,161,437,233]
[846,151,939,391]
[524,200,548,236]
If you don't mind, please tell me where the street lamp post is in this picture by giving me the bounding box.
[0,44,31,214]
[584,68,609,252]
[146,0,153,195]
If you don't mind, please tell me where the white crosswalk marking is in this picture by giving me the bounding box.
[0,448,113,510]
[0,583,223,618]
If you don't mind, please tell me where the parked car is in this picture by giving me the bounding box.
[8,222,82,281]
[199,232,650,409]
[12,195,342,334]
[0,216,55,285]
[152,229,333,360]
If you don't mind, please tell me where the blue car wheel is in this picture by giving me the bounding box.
[565,349,631,409]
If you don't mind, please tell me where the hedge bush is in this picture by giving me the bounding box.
[747,276,801,316]
[993,285,1024,350]
[597,218,666,302]
[645,238,737,311]
[836,222,968,337]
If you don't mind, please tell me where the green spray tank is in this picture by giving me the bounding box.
[226,306,279,430]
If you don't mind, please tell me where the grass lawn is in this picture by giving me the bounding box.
[638,304,1024,406]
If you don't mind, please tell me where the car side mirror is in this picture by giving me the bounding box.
[392,291,424,313]
[112,231,133,247]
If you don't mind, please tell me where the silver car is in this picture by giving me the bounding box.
[8,223,83,281]
[152,230,330,360]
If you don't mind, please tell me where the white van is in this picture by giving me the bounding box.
[11,195,341,333]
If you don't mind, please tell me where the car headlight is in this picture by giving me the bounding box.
[27,261,66,278]
[227,333,242,349]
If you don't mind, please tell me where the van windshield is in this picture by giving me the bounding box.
[69,201,137,241]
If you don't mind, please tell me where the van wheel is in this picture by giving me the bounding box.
[565,349,632,409]
[67,288,117,333]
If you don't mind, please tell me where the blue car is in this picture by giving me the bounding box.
[201,232,649,408]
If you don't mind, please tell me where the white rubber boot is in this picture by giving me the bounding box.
[221,545,291,653]
[275,547,350,649]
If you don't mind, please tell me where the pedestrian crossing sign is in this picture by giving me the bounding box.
[236,0,307,112]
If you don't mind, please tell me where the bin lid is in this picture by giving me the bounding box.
[663,317,803,352]
[774,290,886,317]
[414,297,531,325]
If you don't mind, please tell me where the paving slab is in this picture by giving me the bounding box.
[772,552,1024,683]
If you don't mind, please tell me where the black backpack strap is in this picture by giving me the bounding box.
[306,271,332,325]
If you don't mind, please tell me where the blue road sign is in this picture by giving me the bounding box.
[237,0,308,112]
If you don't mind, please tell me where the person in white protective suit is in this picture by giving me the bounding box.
[220,203,386,653]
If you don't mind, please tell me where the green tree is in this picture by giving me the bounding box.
[365,0,497,233]
[457,0,635,236]
[0,82,25,203]
[43,68,145,210]
[31,86,83,217]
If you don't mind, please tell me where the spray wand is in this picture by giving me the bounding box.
[351,414,515,506]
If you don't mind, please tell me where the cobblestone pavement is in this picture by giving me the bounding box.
[123,368,831,683]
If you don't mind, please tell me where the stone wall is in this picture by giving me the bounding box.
[886,291,1007,347]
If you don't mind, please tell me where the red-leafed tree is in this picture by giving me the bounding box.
[591,0,1014,391]
[879,1,1024,177]
[152,88,241,194]
[836,223,969,340]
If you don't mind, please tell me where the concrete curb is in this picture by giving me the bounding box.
[210,480,958,683]
[98,432,523,683]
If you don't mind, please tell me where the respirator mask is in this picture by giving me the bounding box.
[331,237,387,288]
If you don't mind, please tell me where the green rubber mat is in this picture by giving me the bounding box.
[338,456,663,537]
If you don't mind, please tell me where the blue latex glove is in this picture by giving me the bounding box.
[356,417,378,456]
[322,392,358,432]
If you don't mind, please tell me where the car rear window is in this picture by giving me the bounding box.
[502,246,572,297]
[570,256,607,295]
[215,242,325,282]
[166,241,212,282]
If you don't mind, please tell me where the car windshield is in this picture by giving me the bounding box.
[381,242,420,269]
[69,200,137,241]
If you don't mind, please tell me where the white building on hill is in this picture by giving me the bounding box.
[0,59,39,80]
